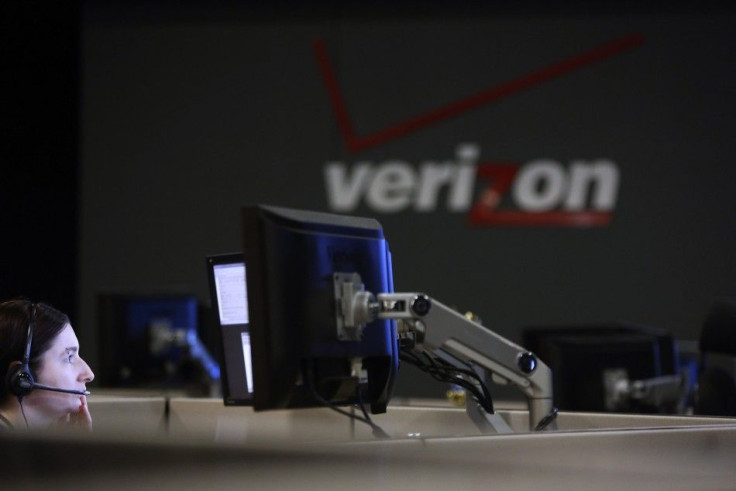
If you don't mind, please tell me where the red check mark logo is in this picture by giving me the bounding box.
[314,34,643,153]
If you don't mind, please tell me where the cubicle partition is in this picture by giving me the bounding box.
[88,395,168,438]
[4,396,733,488]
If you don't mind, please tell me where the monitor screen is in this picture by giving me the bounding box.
[213,262,249,325]
[238,204,398,414]
[207,253,253,403]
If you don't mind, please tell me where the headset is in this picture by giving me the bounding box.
[5,303,90,400]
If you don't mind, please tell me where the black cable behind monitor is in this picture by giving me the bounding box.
[398,347,495,414]
[304,362,390,439]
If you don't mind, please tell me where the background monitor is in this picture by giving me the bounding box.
[695,297,736,416]
[97,293,202,388]
[522,323,679,412]
[240,204,398,414]
[207,253,253,404]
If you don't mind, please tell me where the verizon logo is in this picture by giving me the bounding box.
[324,144,619,227]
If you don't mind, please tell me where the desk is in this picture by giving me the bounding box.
[165,398,735,442]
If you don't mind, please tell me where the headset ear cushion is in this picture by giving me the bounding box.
[6,364,34,398]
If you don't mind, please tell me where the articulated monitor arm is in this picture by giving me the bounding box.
[334,273,556,432]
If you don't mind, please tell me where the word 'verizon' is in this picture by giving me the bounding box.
[324,144,619,227]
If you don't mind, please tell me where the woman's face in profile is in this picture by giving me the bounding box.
[28,324,94,419]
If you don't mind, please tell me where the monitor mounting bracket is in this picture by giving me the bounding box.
[334,273,557,433]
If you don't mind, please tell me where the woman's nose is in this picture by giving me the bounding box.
[79,358,95,383]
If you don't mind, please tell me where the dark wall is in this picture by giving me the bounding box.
[1,1,79,318]
[5,2,736,400]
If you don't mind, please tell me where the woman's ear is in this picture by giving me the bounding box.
[5,360,29,398]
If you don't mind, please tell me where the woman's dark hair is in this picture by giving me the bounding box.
[0,299,70,400]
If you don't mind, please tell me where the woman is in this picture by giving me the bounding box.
[0,299,94,431]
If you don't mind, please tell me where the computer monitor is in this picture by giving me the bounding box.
[239,204,398,414]
[97,293,200,387]
[522,323,679,412]
[207,253,253,404]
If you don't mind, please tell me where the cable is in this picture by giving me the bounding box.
[534,407,559,431]
[304,364,390,439]
[399,347,495,413]
[18,398,29,429]
[357,389,391,439]
[310,388,390,439]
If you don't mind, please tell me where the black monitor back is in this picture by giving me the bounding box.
[523,323,678,412]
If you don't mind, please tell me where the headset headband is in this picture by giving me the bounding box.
[22,303,36,369]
